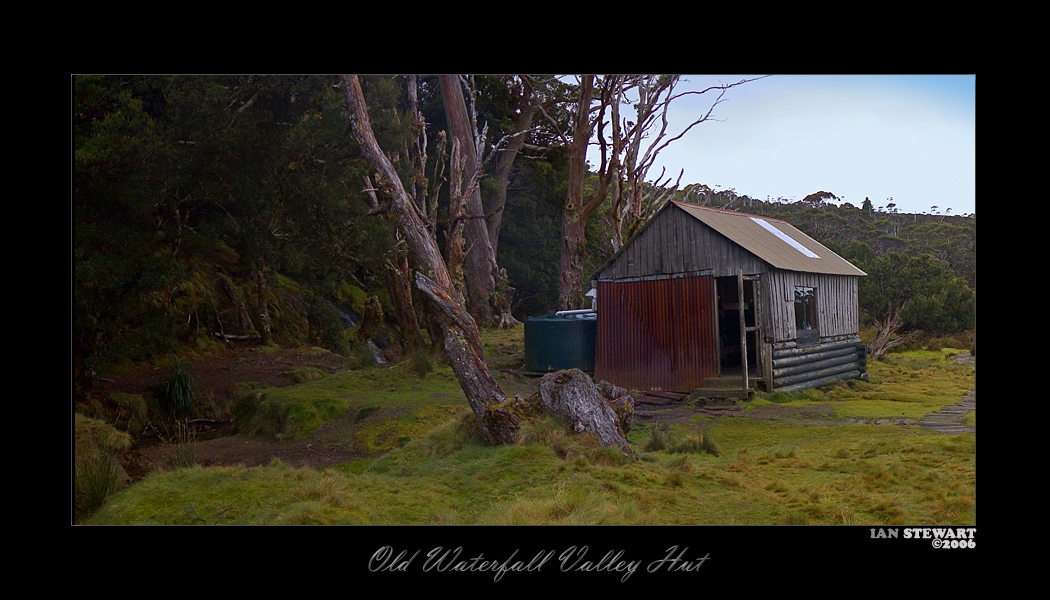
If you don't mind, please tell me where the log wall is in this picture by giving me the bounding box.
[770,336,867,392]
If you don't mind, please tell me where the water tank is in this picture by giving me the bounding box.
[524,311,597,372]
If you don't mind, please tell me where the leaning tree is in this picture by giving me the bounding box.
[340,74,636,455]
[340,75,521,445]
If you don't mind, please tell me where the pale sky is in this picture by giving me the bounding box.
[591,74,976,216]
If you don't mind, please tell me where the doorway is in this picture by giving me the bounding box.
[716,275,759,374]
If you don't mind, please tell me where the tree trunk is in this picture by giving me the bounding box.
[440,75,502,328]
[559,213,590,310]
[254,265,272,346]
[870,304,919,360]
[384,252,426,358]
[343,75,632,453]
[487,102,538,258]
[341,75,519,445]
[558,75,608,310]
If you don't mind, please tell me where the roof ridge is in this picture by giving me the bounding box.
[670,200,790,224]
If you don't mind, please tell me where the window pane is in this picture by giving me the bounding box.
[794,286,816,331]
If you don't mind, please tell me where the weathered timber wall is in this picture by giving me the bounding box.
[763,270,860,342]
[596,206,767,282]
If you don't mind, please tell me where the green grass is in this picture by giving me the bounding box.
[89,414,975,525]
[753,348,976,421]
[84,338,976,525]
[235,362,466,443]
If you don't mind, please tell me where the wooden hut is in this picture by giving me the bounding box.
[591,201,868,394]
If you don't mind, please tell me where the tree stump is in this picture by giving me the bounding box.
[538,369,637,460]
[596,379,634,434]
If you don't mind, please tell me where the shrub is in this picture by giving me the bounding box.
[307,297,351,356]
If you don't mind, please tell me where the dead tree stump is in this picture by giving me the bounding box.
[597,379,634,434]
[538,369,637,460]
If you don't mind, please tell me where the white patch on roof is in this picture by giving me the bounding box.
[749,217,820,258]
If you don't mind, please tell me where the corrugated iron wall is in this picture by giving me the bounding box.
[595,274,718,392]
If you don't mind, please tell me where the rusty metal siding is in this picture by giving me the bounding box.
[595,274,718,392]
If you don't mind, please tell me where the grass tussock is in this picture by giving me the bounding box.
[165,420,199,470]
[644,424,720,457]
[155,355,198,418]
[74,451,125,523]
[74,414,132,523]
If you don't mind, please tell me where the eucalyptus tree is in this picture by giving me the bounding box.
[553,75,765,309]
[342,75,638,453]
[75,75,395,378]
[341,75,521,444]
[74,75,179,395]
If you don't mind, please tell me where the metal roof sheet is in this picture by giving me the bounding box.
[672,202,867,276]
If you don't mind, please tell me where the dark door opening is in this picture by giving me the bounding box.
[716,276,758,372]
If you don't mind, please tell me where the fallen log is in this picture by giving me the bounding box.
[210,332,262,341]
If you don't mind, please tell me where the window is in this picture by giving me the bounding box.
[794,286,817,331]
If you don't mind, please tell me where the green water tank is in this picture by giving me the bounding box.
[524,311,597,372]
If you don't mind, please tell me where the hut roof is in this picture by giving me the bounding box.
[594,202,867,280]
[672,202,866,276]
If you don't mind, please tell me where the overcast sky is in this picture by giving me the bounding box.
[597,74,976,216]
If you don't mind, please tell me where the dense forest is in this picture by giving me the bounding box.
[73,75,976,402]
